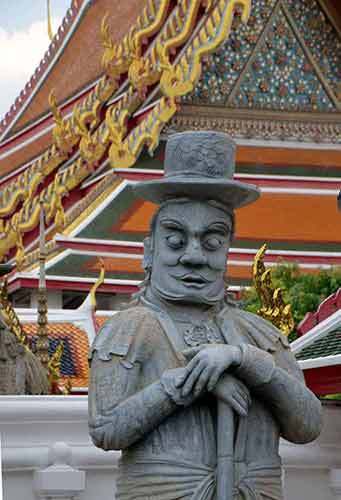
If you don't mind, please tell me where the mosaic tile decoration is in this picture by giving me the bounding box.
[185,0,277,105]
[231,7,335,111]
[186,0,338,112]
[286,0,341,97]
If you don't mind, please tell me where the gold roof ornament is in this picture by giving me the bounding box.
[74,106,107,168]
[159,0,251,99]
[49,91,78,154]
[253,244,295,337]
[90,257,106,309]
[13,217,25,272]
[0,279,27,346]
[47,0,54,41]
[48,341,72,395]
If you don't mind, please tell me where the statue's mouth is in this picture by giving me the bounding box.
[178,274,210,287]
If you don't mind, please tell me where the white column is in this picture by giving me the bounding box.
[34,442,85,500]
[330,469,341,500]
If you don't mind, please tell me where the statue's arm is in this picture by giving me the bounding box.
[88,353,185,451]
[235,344,322,444]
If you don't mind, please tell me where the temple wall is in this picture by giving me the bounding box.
[0,397,339,500]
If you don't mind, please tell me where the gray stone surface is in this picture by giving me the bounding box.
[0,312,48,395]
[89,131,322,500]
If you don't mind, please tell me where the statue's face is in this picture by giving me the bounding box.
[150,201,232,304]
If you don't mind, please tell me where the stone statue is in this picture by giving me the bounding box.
[0,311,49,395]
[89,131,322,500]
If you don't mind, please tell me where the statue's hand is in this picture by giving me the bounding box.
[178,344,242,398]
[161,367,202,406]
[213,373,251,417]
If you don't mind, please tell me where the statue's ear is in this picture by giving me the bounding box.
[143,236,153,271]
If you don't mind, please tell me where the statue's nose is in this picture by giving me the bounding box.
[179,241,207,266]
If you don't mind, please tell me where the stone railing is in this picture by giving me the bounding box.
[0,397,340,500]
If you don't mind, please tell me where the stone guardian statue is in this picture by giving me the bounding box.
[89,131,322,500]
[0,311,49,395]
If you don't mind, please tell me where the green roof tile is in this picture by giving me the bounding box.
[296,328,341,360]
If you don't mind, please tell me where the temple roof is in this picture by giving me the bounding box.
[296,327,341,362]
[0,0,340,295]
[24,322,90,390]
[291,290,341,395]
[0,0,148,141]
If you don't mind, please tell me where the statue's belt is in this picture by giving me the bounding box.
[116,455,282,500]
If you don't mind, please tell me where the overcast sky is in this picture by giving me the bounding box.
[0,1,71,120]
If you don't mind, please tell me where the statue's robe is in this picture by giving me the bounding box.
[89,301,321,500]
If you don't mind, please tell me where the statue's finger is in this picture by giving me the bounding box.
[207,370,221,392]
[194,367,213,395]
[183,354,201,375]
[182,361,205,396]
[182,346,202,359]
[174,370,188,387]
[231,396,248,417]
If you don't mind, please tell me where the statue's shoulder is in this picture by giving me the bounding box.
[220,303,290,352]
[89,304,161,362]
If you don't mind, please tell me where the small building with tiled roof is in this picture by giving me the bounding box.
[14,301,113,392]
[292,288,341,395]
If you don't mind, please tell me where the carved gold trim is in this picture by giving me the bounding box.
[160,0,251,98]
[23,173,121,272]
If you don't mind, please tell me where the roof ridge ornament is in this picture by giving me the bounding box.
[49,90,78,155]
[253,243,295,337]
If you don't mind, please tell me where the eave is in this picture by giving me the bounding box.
[0,0,92,142]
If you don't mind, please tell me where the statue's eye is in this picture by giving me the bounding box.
[203,236,223,250]
[166,233,184,249]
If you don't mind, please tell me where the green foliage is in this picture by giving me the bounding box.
[322,394,341,401]
[242,263,341,341]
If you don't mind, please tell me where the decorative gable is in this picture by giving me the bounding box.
[186,0,341,113]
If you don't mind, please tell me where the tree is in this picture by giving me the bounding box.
[242,263,341,342]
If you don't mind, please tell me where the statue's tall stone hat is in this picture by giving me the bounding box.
[133,131,260,208]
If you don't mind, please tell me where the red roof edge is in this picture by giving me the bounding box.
[0,0,86,141]
[297,288,341,336]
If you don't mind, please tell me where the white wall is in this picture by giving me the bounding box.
[0,397,339,500]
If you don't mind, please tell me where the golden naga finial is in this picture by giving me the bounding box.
[0,279,27,345]
[49,90,76,154]
[73,106,105,168]
[47,0,54,41]
[48,341,71,395]
[157,41,193,98]
[90,258,106,309]
[158,0,251,98]
[54,188,66,233]
[101,14,132,82]
[128,37,160,98]
[253,244,295,337]
[106,107,135,168]
[12,217,25,272]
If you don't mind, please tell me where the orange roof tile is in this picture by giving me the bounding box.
[23,323,89,388]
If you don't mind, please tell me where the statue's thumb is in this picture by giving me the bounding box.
[182,347,201,359]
